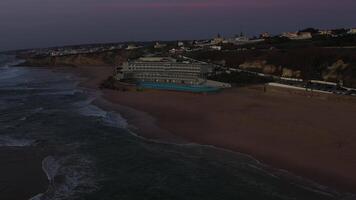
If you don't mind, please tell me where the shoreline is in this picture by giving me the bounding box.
[38,65,356,194]
[100,87,356,194]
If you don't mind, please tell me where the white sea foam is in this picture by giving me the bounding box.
[0,67,25,81]
[4,58,25,68]
[37,89,80,96]
[42,156,61,181]
[30,155,97,200]
[77,104,107,118]
[0,55,24,68]
[29,194,44,200]
[0,135,34,147]
[76,100,128,129]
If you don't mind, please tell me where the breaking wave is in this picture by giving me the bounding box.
[0,135,35,147]
[75,98,128,129]
[30,155,97,200]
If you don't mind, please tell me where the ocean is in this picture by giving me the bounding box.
[0,54,353,200]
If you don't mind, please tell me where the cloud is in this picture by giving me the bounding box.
[90,0,285,10]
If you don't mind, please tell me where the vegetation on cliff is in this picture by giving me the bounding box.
[209,71,273,86]
[186,48,356,87]
[22,49,144,67]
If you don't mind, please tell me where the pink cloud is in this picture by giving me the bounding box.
[93,0,283,11]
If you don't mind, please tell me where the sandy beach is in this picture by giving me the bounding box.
[58,65,356,194]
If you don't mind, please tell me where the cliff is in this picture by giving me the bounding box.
[239,60,302,78]
[187,48,356,87]
[322,60,356,87]
[22,50,143,67]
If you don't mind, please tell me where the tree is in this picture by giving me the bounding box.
[299,28,319,34]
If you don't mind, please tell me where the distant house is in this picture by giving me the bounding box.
[154,42,167,49]
[193,40,211,47]
[297,32,313,40]
[260,32,271,39]
[169,48,184,54]
[347,28,356,34]
[318,30,333,36]
[281,32,298,39]
[177,42,184,47]
[210,45,222,51]
[222,35,263,45]
[211,34,224,45]
[235,36,250,43]
[126,44,140,50]
[281,32,312,40]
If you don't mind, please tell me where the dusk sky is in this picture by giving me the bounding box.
[1,0,356,51]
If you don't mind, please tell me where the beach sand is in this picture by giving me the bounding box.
[59,66,356,193]
[0,147,48,200]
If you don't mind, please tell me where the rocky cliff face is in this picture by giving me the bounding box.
[322,60,356,87]
[322,60,349,82]
[23,50,139,67]
[239,59,356,87]
[23,49,356,88]
[239,60,302,78]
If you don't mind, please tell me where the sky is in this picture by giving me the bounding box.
[1,0,356,51]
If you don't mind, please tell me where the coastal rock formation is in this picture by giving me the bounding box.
[188,47,356,87]
[239,60,278,74]
[22,50,140,67]
[322,60,356,87]
[239,60,302,78]
[282,68,302,78]
[22,48,356,87]
[322,60,349,82]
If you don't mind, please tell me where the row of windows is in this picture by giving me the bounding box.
[124,69,202,74]
[129,63,207,68]
[125,67,201,71]
[133,72,199,75]
[132,74,202,79]
[138,78,200,83]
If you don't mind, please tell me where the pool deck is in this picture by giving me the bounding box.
[138,82,221,93]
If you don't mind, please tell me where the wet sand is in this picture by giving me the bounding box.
[102,87,356,192]
[56,66,356,194]
[0,147,48,200]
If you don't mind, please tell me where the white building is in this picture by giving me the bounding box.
[297,32,313,40]
[210,45,222,51]
[169,48,184,54]
[234,36,250,43]
[318,30,332,36]
[178,42,184,47]
[347,28,356,34]
[154,42,167,49]
[281,32,298,39]
[116,57,214,85]
[260,32,271,38]
[281,32,312,40]
[211,34,224,45]
[126,44,140,50]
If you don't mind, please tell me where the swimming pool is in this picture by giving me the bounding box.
[138,82,221,93]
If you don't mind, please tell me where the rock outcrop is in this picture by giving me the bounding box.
[23,50,139,67]
[322,60,356,87]
[239,60,302,78]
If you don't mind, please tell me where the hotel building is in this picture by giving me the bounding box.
[115,57,214,85]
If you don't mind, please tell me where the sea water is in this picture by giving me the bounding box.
[0,54,354,200]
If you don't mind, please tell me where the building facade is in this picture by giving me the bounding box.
[318,30,333,36]
[116,57,214,85]
[348,28,356,34]
[281,32,312,40]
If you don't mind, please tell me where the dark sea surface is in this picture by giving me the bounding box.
[0,54,354,200]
